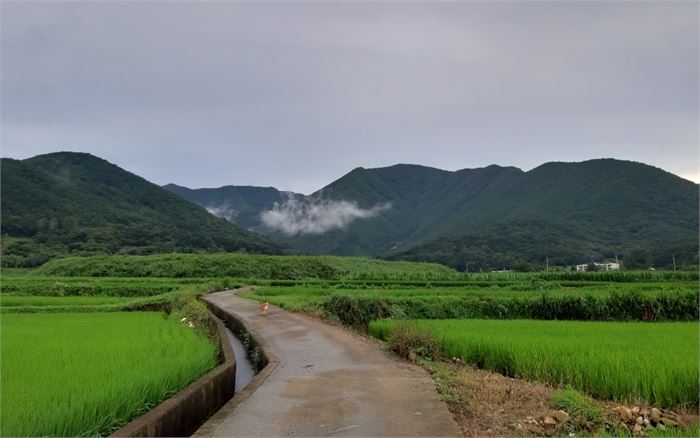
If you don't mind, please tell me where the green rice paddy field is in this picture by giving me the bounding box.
[1,294,134,307]
[0,312,218,437]
[1,254,698,436]
[0,276,204,296]
[369,319,698,409]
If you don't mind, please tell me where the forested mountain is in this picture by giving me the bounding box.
[167,159,699,270]
[3,152,695,270]
[1,152,284,266]
[385,160,699,269]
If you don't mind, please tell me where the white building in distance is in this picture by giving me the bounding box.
[576,262,620,272]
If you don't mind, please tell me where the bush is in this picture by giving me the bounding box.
[322,295,389,330]
[386,322,442,362]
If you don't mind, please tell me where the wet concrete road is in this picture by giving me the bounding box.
[196,290,461,437]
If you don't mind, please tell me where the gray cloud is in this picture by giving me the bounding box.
[2,1,698,191]
[261,197,391,235]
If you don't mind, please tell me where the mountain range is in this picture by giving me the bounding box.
[164,159,699,270]
[2,151,697,270]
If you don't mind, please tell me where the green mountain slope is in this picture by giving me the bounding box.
[293,164,526,255]
[1,152,284,266]
[167,159,698,270]
[386,160,698,268]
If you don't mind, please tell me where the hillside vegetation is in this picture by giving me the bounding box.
[32,253,456,279]
[1,152,284,267]
[169,160,699,270]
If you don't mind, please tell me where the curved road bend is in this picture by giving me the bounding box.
[196,290,461,437]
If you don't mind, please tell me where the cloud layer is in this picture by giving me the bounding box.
[2,2,698,189]
[261,198,391,235]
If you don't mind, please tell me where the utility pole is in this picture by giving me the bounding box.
[545,256,549,271]
[672,255,677,271]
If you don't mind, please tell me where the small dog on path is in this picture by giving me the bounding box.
[259,301,269,316]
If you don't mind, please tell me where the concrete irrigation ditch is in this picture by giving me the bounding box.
[107,289,277,437]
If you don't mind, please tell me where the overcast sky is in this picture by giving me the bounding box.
[2,1,698,194]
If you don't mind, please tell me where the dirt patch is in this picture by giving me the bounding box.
[424,360,700,437]
[427,361,556,437]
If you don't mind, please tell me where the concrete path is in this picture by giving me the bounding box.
[196,290,461,437]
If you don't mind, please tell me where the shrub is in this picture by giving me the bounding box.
[386,322,442,362]
[322,295,388,330]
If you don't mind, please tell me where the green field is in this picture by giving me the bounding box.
[1,312,218,437]
[1,294,135,307]
[0,293,184,313]
[0,275,205,296]
[2,254,698,435]
[369,319,698,408]
[0,276,242,313]
[0,272,226,436]
[242,275,700,412]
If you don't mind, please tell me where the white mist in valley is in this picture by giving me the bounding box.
[261,197,391,235]
[205,203,237,223]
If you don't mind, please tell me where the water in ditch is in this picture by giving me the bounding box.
[224,328,256,392]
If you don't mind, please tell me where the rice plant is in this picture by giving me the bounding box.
[0,312,218,437]
[369,319,698,408]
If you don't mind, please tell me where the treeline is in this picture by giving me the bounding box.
[388,232,698,272]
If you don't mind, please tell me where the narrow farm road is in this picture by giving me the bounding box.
[196,290,461,437]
